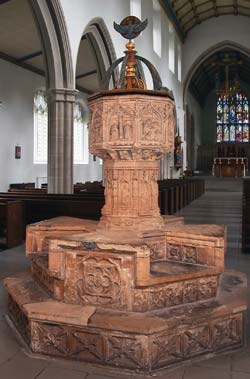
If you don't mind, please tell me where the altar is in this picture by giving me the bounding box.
[213,157,248,177]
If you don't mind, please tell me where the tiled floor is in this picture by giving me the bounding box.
[1,177,250,378]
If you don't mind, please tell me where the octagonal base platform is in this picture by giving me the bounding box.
[3,216,247,372]
[4,269,246,372]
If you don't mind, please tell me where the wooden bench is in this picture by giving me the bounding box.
[158,179,205,215]
[0,179,205,239]
[0,199,24,248]
[9,182,35,190]
[0,192,105,227]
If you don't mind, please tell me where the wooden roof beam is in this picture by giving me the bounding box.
[159,0,186,41]
[233,0,238,15]
[212,0,219,17]
[17,50,43,62]
[189,0,201,24]
[0,51,44,76]
[174,0,190,14]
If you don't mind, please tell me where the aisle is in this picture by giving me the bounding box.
[176,177,243,257]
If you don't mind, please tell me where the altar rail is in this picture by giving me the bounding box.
[197,142,250,172]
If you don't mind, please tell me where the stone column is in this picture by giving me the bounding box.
[99,160,163,230]
[47,88,78,194]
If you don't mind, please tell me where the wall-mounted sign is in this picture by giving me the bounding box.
[15,145,21,159]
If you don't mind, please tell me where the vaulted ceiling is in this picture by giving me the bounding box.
[0,0,100,94]
[189,48,250,105]
[161,0,250,40]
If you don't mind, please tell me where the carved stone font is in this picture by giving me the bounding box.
[88,91,175,230]
[3,15,247,374]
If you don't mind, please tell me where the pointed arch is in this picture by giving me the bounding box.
[183,41,250,108]
[76,17,118,88]
[28,0,74,89]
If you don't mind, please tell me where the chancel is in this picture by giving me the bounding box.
[0,0,250,378]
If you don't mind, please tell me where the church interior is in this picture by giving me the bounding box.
[1,0,250,378]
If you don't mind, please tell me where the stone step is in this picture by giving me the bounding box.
[30,254,220,311]
[150,259,219,282]
[3,270,247,372]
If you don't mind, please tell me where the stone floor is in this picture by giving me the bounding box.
[1,177,250,378]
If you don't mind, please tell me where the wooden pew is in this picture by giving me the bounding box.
[0,199,24,248]
[0,192,105,227]
[0,179,205,237]
[158,179,205,215]
[9,182,35,190]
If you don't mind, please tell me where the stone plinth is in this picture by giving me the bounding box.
[4,255,247,372]
[25,222,223,312]
[88,90,175,231]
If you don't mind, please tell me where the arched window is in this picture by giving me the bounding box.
[73,103,89,164]
[217,93,249,142]
[34,90,48,164]
[34,91,89,164]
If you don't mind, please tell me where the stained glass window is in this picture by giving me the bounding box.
[216,92,250,142]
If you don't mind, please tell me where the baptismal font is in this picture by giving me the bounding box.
[4,17,246,373]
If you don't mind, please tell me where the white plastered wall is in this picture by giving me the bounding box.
[60,0,185,177]
[0,60,46,191]
[0,0,185,190]
[183,15,250,82]
[0,60,103,191]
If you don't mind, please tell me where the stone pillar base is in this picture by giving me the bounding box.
[99,160,164,231]
[98,214,164,231]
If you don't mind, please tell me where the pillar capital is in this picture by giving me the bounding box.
[46,88,78,103]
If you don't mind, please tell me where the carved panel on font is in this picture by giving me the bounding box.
[151,334,182,368]
[63,253,132,310]
[31,321,147,369]
[107,103,135,145]
[88,95,175,160]
[212,315,243,350]
[139,103,163,145]
[31,322,105,363]
[132,275,219,311]
[146,236,166,261]
[89,102,103,146]
[8,295,30,344]
[106,335,147,369]
[150,314,243,369]
[76,257,122,306]
[198,277,218,300]
[182,326,210,356]
[166,244,198,264]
